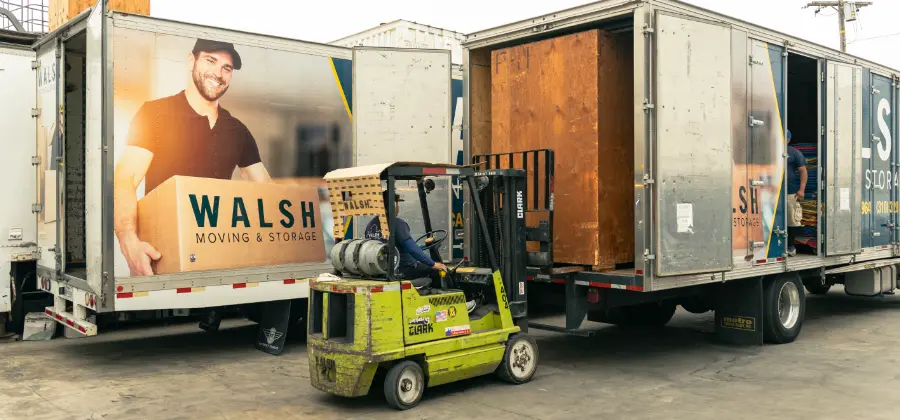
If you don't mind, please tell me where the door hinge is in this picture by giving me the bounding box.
[821,126,825,136]
[750,179,764,186]
[643,249,656,261]
[749,116,765,127]
[642,24,654,35]
[873,232,882,238]
[31,156,41,165]
[872,86,880,95]
[31,108,40,117]
[31,203,42,213]
[774,227,787,238]
[751,241,766,249]
[31,60,39,69]
[749,56,764,66]
[821,72,825,82]
[643,99,655,111]
[873,135,882,143]
[642,174,655,185]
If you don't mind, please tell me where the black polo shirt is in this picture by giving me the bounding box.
[126,90,262,194]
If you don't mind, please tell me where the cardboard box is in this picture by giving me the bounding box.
[136,176,325,275]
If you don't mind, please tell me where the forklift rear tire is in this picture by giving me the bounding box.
[384,360,425,410]
[496,334,539,384]
[763,274,805,344]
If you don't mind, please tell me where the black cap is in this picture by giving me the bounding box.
[192,39,242,70]
[382,190,404,203]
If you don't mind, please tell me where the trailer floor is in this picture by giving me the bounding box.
[2,286,900,420]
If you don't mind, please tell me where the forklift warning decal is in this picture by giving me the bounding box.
[721,315,756,331]
[445,325,471,337]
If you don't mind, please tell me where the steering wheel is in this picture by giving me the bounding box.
[414,230,448,251]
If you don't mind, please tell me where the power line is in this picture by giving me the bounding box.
[849,31,900,43]
[803,1,873,52]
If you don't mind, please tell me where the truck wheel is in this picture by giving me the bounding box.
[763,274,805,344]
[803,278,831,295]
[496,333,539,384]
[622,301,677,327]
[384,360,425,410]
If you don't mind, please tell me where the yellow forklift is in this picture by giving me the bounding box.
[308,161,537,410]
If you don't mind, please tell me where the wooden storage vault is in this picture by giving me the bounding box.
[488,28,635,269]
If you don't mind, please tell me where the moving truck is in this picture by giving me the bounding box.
[460,0,900,344]
[0,26,41,338]
[30,2,459,352]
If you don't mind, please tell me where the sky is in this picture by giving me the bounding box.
[148,0,900,70]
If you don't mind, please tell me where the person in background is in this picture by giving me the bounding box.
[786,129,808,256]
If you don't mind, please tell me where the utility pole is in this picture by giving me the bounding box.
[804,1,873,52]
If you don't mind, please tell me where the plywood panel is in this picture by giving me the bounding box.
[490,29,634,268]
[49,0,151,31]
[597,32,635,266]
[492,30,601,266]
[470,49,493,159]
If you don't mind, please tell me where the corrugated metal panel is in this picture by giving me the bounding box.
[332,20,465,64]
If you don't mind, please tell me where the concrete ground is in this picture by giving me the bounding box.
[2,286,899,420]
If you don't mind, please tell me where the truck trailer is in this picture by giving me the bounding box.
[0,25,41,338]
[458,0,900,344]
[28,1,460,351]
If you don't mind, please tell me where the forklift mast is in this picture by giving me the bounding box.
[467,168,528,321]
[470,149,555,322]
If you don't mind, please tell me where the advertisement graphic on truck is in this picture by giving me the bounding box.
[108,28,353,278]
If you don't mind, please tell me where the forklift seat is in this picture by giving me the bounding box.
[409,277,433,289]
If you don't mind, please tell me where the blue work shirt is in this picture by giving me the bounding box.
[786,145,806,195]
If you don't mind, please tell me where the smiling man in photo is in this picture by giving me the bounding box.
[114,38,273,276]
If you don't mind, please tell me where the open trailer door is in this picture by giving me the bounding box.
[822,60,863,256]
[652,12,733,276]
[351,47,454,261]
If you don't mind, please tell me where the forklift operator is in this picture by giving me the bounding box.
[364,191,448,279]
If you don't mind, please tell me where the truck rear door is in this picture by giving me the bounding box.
[652,12,733,276]
[350,47,454,262]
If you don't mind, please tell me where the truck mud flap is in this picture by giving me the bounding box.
[256,300,292,355]
[714,277,764,345]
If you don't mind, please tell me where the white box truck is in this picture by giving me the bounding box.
[30,2,459,353]
[461,0,900,345]
[0,25,41,338]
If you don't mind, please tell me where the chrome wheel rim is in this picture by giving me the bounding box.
[397,367,422,405]
[778,281,801,330]
[510,339,537,379]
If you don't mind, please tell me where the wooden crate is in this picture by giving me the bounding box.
[490,29,634,269]
[50,0,150,31]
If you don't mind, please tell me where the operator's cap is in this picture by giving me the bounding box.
[192,38,242,70]
[786,129,792,140]
[382,190,404,203]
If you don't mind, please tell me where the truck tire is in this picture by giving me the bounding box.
[802,278,831,295]
[763,274,805,344]
[496,333,539,384]
[384,360,425,410]
[622,301,677,327]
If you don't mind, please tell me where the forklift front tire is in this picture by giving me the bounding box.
[496,333,539,384]
[384,360,425,410]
